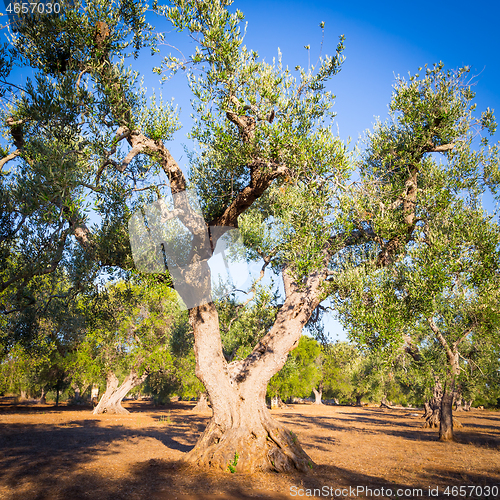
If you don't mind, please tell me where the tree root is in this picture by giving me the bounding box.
[183,418,314,473]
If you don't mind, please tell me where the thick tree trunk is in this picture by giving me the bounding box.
[355,394,364,407]
[439,385,455,441]
[20,390,27,400]
[427,318,466,441]
[423,401,432,418]
[313,386,323,405]
[380,397,393,409]
[93,371,147,415]
[72,383,84,403]
[270,395,288,409]
[464,399,472,411]
[186,387,311,473]
[455,397,464,411]
[193,392,211,412]
[423,379,443,428]
[184,266,323,473]
[38,388,46,404]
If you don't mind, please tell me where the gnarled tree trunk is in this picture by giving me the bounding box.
[270,395,288,409]
[313,385,323,405]
[193,392,211,412]
[427,318,467,442]
[439,383,455,441]
[183,266,323,473]
[38,388,46,404]
[423,379,442,428]
[380,397,393,409]
[355,394,365,407]
[93,370,147,415]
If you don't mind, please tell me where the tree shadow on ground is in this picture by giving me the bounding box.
[4,457,499,500]
[277,408,500,449]
[2,401,499,500]
[0,417,198,491]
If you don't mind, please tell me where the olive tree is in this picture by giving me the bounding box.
[4,0,499,471]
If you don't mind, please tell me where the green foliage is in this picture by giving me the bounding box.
[320,342,390,404]
[227,451,239,473]
[73,277,185,389]
[333,65,500,405]
[268,335,321,400]
[217,285,279,360]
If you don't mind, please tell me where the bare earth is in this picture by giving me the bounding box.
[0,398,499,500]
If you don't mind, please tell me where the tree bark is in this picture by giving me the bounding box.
[270,395,288,409]
[439,383,455,442]
[464,400,472,411]
[312,387,323,405]
[355,394,364,407]
[423,379,442,428]
[193,392,211,412]
[380,397,393,409]
[183,266,323,473]
[427,318,467,441]
[93,370,147,415]
[38,388,46,404]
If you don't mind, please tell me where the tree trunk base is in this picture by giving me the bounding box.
[193,393,211,412]
[423,411,441,428]
[184,416,314,473]
[95,404,130,415]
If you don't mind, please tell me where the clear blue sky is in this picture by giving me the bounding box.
[2,0,499,341]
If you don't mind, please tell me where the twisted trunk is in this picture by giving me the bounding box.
[439,383,455,441]
[38,388,46,404]
[184,266,323,472]
[313,385,323,405]
[427,318,468,442]
[270,395,288,409]
[423,379,442,428]
[193,392,210,412]
[93,371,147,415]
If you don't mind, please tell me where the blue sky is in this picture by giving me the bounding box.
[2,0,500,341]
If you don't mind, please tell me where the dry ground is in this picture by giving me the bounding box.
[0,398,499,500]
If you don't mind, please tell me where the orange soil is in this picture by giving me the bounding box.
[0,398,498,499]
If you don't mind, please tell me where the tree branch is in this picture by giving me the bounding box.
[0,150,19,171]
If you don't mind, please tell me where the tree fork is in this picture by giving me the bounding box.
[184,267,324,472]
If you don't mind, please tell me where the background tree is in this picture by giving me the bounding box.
[267,335,321,405]
[337,200,500,440]
[76,278,183,414]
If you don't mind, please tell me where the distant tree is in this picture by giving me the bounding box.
[76,278,184,414]
[267,335,322,404]
[337,202,500,440]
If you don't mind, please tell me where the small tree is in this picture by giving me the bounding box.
[76,278,183,414]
